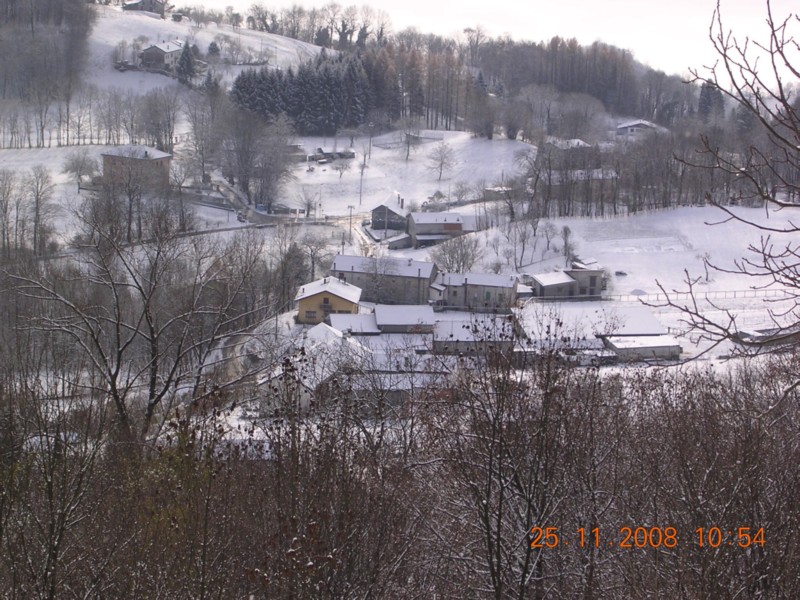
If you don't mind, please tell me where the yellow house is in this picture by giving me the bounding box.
[295,277,362,325]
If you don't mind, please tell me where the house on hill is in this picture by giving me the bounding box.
[139,40,184,70]
[101,145,172,190]
[408,212,463,248]
[294,277,362,325]
[430,272,518,310]
[615,120,666,140]
[123,0,166,14]
[330,254,437,305]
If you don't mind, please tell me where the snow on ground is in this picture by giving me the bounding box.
[87,5,321,91]
[8,2,799,362]
[287,130,528,221]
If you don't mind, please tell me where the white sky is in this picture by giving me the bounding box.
[195,0,795,77]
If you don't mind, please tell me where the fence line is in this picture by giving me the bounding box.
[606,288,794,303]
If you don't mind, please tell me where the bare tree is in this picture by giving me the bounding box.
[541,221,557,251]
[11,207,268,446]
[430,234,481,272]
[653,0,800,356]
[62,148,98,189]
[0,170,18,258]
[25,165,56,256]
[426,140,456,181]
[333,160,352,179]
[398,117,422,162]
[299,231,333,280]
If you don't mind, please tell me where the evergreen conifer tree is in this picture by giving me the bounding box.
[177,40,196,85]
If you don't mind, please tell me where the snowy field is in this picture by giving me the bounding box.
[87,5,322,90]
[1,3,796,363]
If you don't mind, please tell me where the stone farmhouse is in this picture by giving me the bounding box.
[101,145,172,190]
[330,254,437,305]
[429,272,519,311]
[139,40,184,71]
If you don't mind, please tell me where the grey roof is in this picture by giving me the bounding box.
[330,254,435,279]
[328,313,380,334]
[516,301,667,341]
[374,305,436,327]
[436,272,518,289]
[531,272,576,287]
[410,212,463,224]
[371,203,409,217]
[101,145,172,160]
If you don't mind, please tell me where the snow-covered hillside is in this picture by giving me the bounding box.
[86,4,321,91]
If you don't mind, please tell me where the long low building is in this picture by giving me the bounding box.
[330,254,437,305]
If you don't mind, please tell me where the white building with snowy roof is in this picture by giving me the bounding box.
[139,39,183,70]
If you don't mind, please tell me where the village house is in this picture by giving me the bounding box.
[370,204,409,231]
[528,260,606,299]
[294,277,362,325]
[615,119,667,140]
[123,0,166,14]
[330,254,437,305]
[139,40,184,71]
[101,145,172,189]
[430,272,518,311]
[408,212,464,248]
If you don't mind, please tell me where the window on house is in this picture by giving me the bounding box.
[485,291,491,300]
[305,310,317,320]
[323,297,330,304]
[590,276,597,287]
[452,291,457,297]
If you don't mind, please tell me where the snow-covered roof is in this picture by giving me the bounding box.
[295,277,362,304]
[101,145,172,160]
[434,315,515,343]
[371,203,409,217]
[616,119,659,130]
[410,212,463,224]
[330,254,435,279]
[328,313,380,334]
[142,39,184,54]
[374,304,436,327]
[516,302,667,341]
[546,137,592,150]
[605,334,681,350]
[259,323,368,389]
[531,272,576,287]
[436,272,518,289]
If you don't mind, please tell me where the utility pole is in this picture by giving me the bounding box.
[347,204,355,243]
